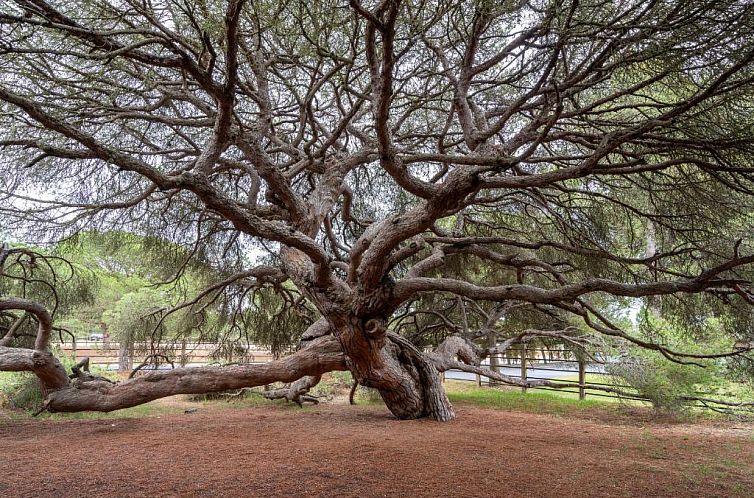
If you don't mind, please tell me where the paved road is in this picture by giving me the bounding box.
[445,362,605,382]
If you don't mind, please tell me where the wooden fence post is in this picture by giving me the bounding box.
[521,343,527,393]
[476,373,481,387]
[578,359,586,400]
[488,353,500,386]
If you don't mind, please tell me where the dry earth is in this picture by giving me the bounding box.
[1,401,753,497]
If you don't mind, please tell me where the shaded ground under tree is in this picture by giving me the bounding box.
[1,400,752,497]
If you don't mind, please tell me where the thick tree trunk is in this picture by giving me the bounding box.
[118,341,130,372]
[297,315,455,419]
[334,317,455,421]
[278,245,455,421]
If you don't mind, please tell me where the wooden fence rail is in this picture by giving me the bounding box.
[451,348,753,415]
[58,341,276,370]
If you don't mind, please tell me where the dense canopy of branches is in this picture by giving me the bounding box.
[1,0,754,420]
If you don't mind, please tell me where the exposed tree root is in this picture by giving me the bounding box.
[260,375,323,405]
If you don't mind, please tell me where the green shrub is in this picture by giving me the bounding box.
[0,371,45,411]
[354,385,383,403]
[607,351,715,413]
[315,371,383,403]
[310,371,353,398]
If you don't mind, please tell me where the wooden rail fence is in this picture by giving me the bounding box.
[59,341,275,370]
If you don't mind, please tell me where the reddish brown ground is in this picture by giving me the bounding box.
[1,401,753,498]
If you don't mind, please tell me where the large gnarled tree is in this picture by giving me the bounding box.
[2,0,754,420]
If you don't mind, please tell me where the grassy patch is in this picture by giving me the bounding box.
[216,394,319,412]
[0,399,183,425]
[443,381,741,424]
[549,373,647,405]
[444,380,608,415]
[40,403,181,420]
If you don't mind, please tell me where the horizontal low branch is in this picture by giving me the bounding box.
[392,254,754,306]
[49,336,346,413]
[0,336,347,413]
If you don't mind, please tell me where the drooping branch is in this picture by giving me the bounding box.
[0,297,53,351]
[430,342,754,413]
[392,253,754,307]
[128,354,176,380]
[551,299,754,366]
[148,265,287,334]
[0,86,335,274]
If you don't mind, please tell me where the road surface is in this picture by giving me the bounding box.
[445,361,605,382]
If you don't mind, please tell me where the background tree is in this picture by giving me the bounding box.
[1,0,754,420]
[0,241,97,348]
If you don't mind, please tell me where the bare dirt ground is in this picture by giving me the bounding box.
[1,400,753,498]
